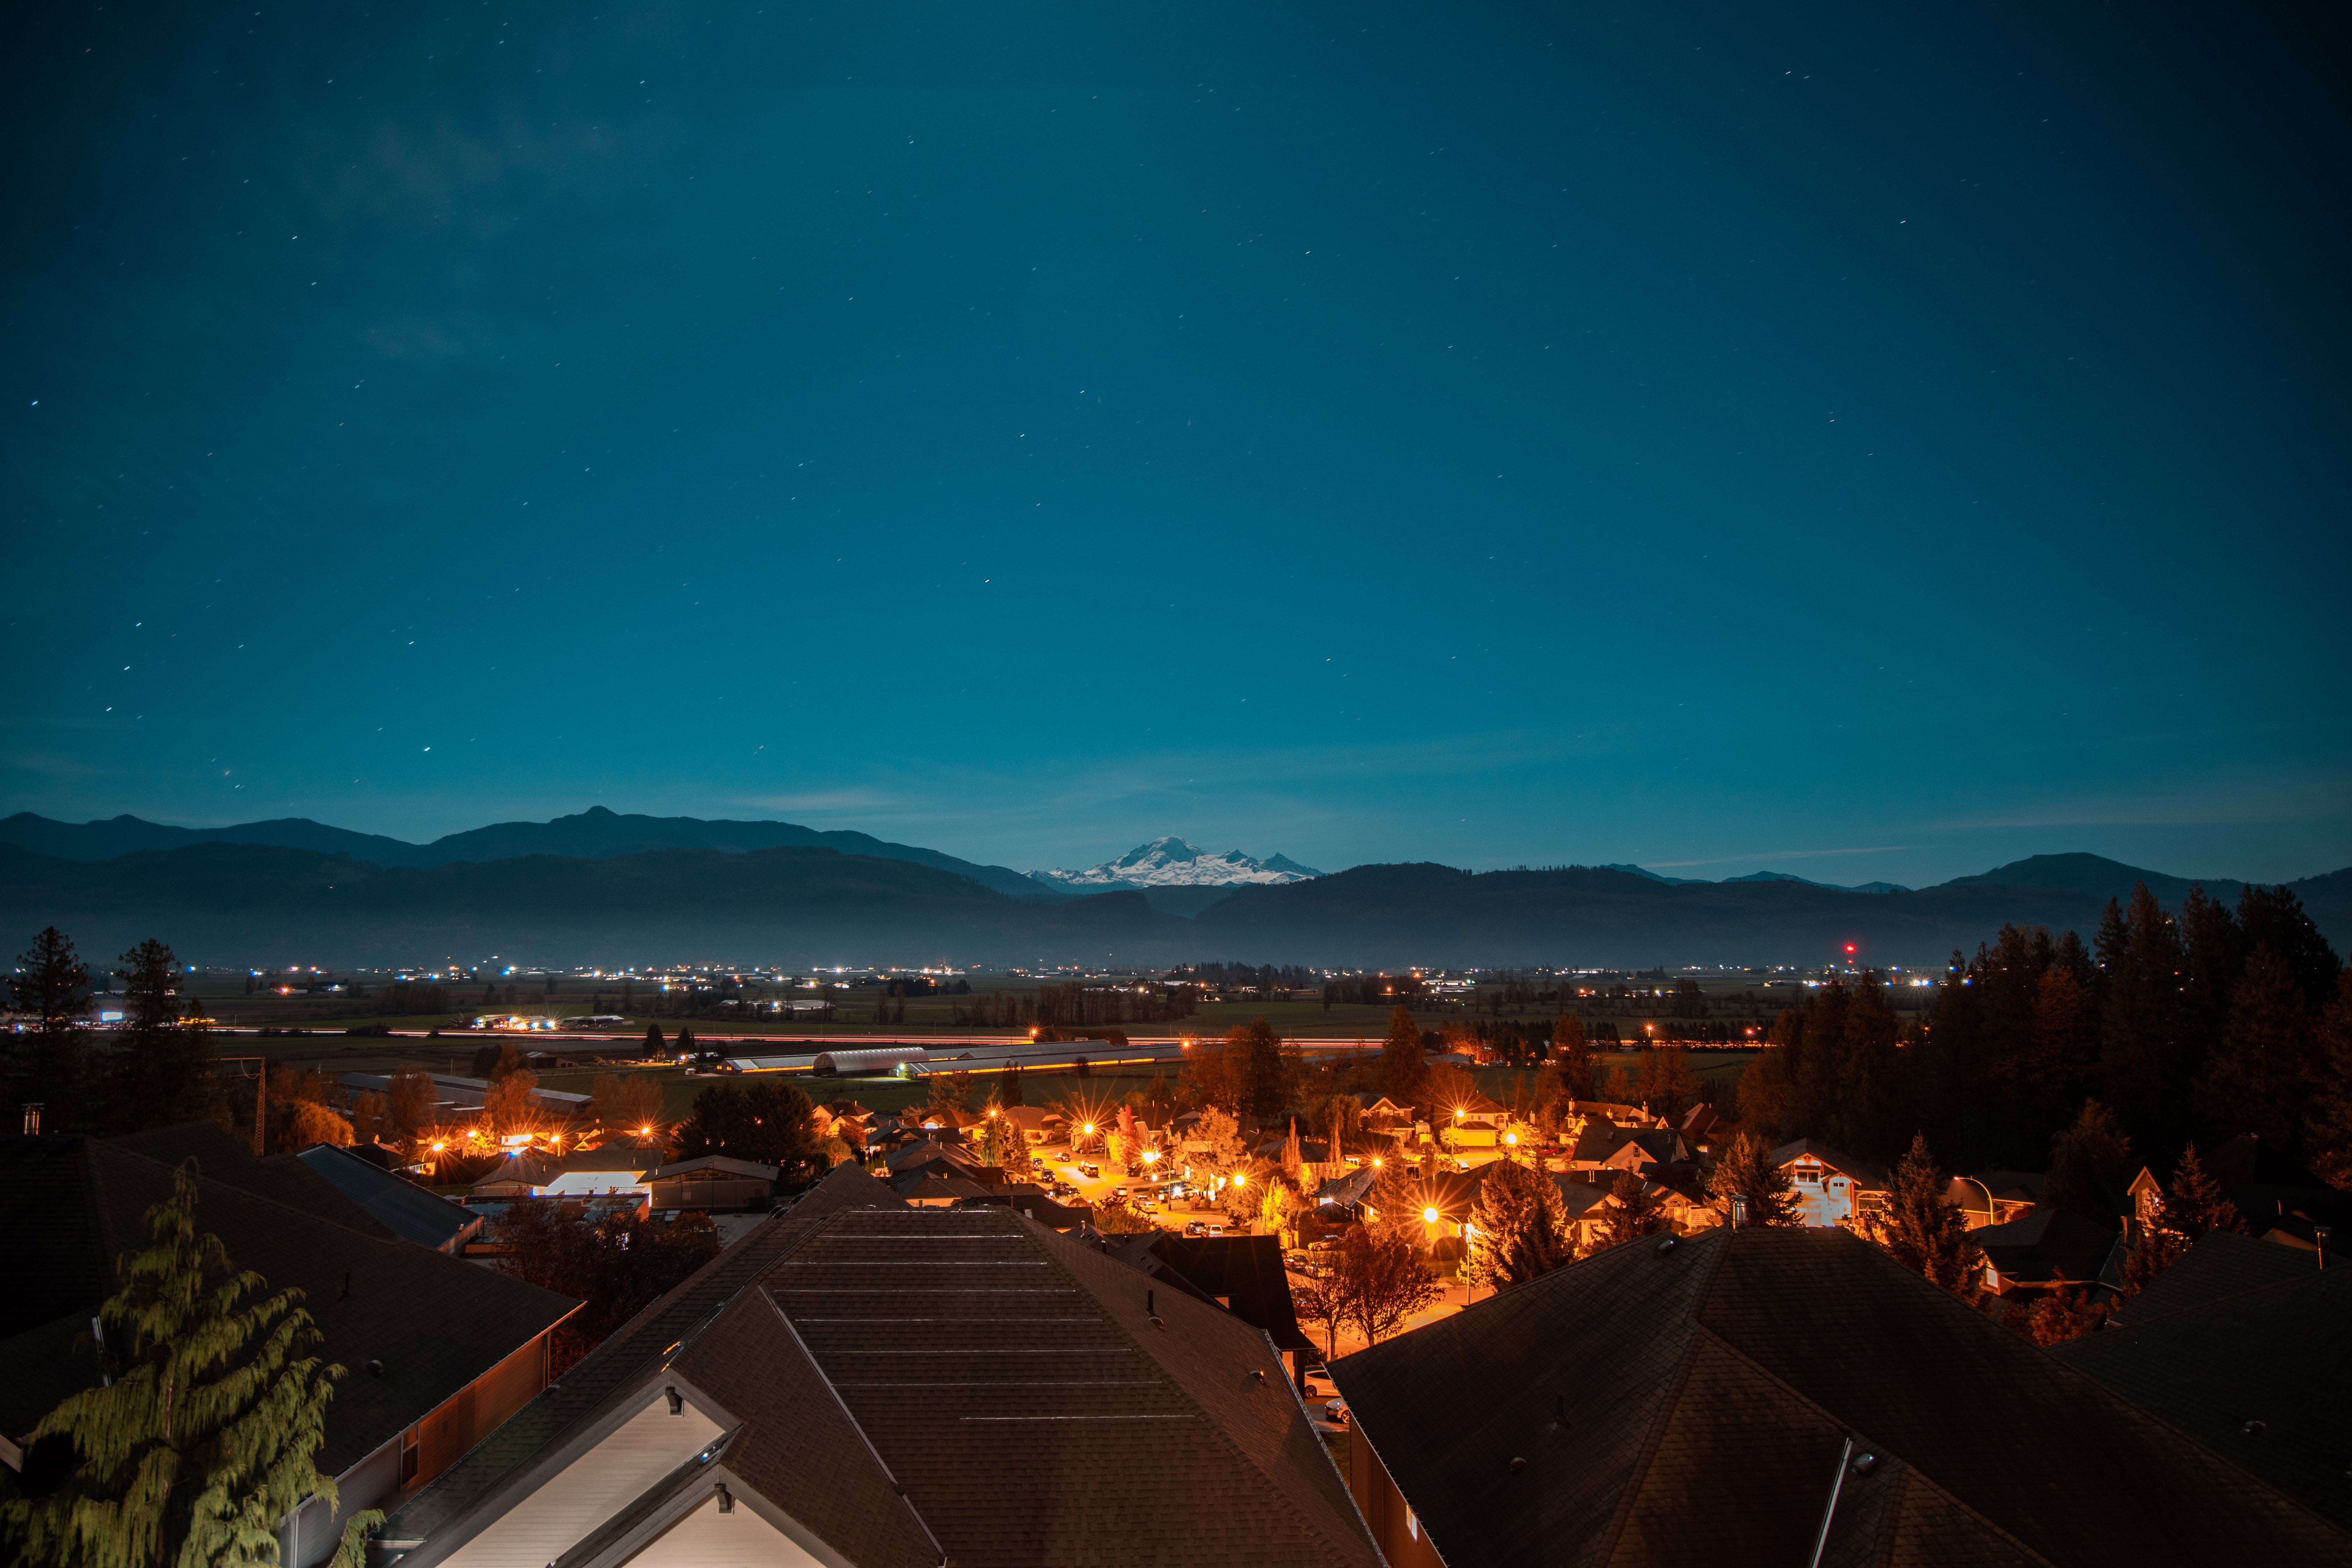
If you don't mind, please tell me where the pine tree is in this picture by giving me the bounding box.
[1709,1131,1799,1227]
[0,1165,377,1567]
[105,940,224,1135]
[1869,1133,1983,1301]
[2307,969,2352,1191]
[1590,1169,1671,1252]
[8,926,92,1129]
[1463,1157,1572,1289]
[2098,883,2189,1143]
[2043,1100,2132,1226]
[2197,944,2317,1154]
[2163,1142,2239,1241]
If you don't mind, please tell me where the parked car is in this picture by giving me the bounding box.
[1113,1186,1129,1200]
[1303,1365,1336,1398]
[1324,1399,1349,1427]
[1207,1223,1225,1237]
[1081,1162,1101,1179]
[1183,1220,1207,1237]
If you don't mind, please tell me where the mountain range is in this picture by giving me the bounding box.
[1028,837,1323,916]
[0,810,2343,970]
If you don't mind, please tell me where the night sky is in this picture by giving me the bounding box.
[6,2,2347,887]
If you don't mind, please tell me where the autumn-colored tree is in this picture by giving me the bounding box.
[589,1073,667,1143]
[1869,1133,1983,1301]
[1709,1131,1799,1227]
[1330,1224,1441,1346]
[1463,1158,1572,1289]
[979,1108,1029,1172]
[481,1068,542,1136]
[282,1101,355,1149]
[2008,1285,2111,1346]
[1552,1012,1595,1100]
[0,1165,376,1568]
[2119,1141,2244,1298]
[1633,1047,1700,1121]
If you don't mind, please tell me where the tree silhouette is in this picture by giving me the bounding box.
[1870,1133,1983,1301]
[1709,1131,1799,1227]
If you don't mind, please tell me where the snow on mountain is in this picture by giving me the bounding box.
[1029,836,1324,892]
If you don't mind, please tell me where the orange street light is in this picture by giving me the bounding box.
[1421,1206,1440,1224]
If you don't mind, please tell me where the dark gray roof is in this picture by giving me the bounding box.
[390,1170,1379,1568]
[294,1142,478,1252]
[2056,1234,2351,1532]
[1331,1226,2348,1566]
[0,1129,575,1475]
[1974,1205,2122,1289]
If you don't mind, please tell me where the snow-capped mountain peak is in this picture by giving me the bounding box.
[1030,836,1323,892]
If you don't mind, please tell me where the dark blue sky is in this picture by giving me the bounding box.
[6,2,2347,887]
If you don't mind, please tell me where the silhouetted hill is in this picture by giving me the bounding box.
[0,842,1159,968]
[1936,853,2238,908]
[1186,861,2352,968]
[0,806,1050,901]
[2,830,2341,969]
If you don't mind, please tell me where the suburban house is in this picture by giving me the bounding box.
[647,1155,778,1213]
[471,1147,658,1199]
[2056,1230,2343,1533]
[1329,1226,2348,1566]
[1948,1170,2044,1229]
[992,1103,1065,1143]
[0,1122,577,1567]
[374,1163,1382,1568]
[1560,1122,1689,1176]
[1972,1206,2124,1301]
[1768,1139,1889,1227]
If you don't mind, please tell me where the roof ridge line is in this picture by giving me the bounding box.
[756,1278,946,1568]
[100,1139,404,1248]
[1018,1213,1369,1567]
[1682,1318,2059,1566]
[1591,1232,1731,1564]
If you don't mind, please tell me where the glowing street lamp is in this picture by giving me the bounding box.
[1421,1206,1440,1225]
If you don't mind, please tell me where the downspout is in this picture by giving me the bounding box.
[1806,1438,1855,1568]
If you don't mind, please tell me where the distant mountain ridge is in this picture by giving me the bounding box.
[0,812,2342,967]
[1602,863,1910,894]
[1029,836,1323,892]
[0,806,1051,901]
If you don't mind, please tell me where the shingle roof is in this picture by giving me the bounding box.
[0,1131,575,1475]
[293,1142,477,1252]
[1974,1206,2122,1289]
[1331,1226,2348,1566]
[2053,1233,2348,1530]
[389,1168,1378,1568]
[1116,1234,1317,1353]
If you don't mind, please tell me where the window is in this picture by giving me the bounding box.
[1794,1168,1820,1184]
[400,1428,420,1485]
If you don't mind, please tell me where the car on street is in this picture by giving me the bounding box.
[1323,1399,1349,1427]
[1183,1220,1207,1237]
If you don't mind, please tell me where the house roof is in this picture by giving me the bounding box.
[649,1155,779,1182]
[0,1127,576,1476]
[389,1175,1380,1568]
[1118,1234,1316,1353]
[1766,1138,1889,1190]
[292,1142,478,1253]
[1973,1206,2122,1289]
[2055,1233,2350,1532]
[1330,1226,2348,1567]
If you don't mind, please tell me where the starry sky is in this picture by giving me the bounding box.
[5,1,2348,887]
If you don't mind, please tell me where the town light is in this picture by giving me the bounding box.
[1234,1171,1248,1187]
[1505,1132,1518,1146]
[1422,1206,1440,1224]
[1371,1157,1383,1168]
[1083,1123,1096,1136]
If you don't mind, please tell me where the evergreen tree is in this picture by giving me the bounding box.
[1708,1131,1799,1227]
[106,940,224,1135]
[1735,1007,1801,1140]
[1551,1012,1595,1099]
[2098,884,2190,1144]
[1589,1169,1671,1252]
[2197,944,2317,1155]
[8,926,92,1130]
[2306,969,2352,1190]
[0,1165,377,1568]
[2235,884,2342,1011]
[1462,1157,1572,1289]
[1379,1006,1426,1106]
[2043,1100,2132,1226]
[1869,1133,1983,1301]
[2161,1142,2240,1241]
[2176,885,2247,1072]
[643,1022,665,1055]
[1228,1017,1289,1124]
